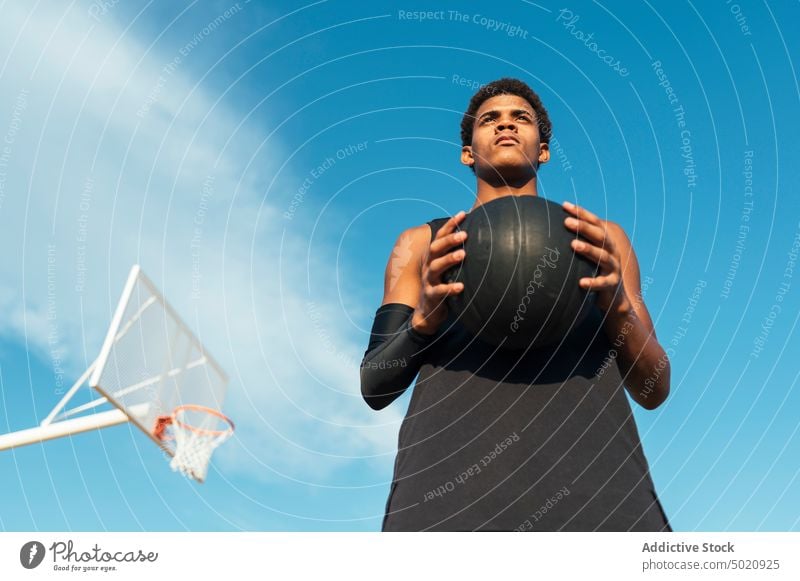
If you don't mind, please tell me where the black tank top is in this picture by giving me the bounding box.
[382,217,672,531]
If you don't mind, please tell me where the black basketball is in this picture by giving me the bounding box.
[442,195,598,350]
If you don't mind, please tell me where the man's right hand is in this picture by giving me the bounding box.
[411,211,468,335]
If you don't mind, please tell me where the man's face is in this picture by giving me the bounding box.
[461,94,549,180]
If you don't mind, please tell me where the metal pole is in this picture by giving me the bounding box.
[0,403,149,451]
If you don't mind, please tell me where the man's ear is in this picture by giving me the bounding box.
[538,143,550,165]
[461,145,475,168]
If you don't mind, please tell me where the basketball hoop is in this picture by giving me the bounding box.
[0,265,234,484]
[157,404,234,483]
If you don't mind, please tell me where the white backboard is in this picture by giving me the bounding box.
[88,265,229,458]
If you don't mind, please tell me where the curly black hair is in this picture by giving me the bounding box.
[460,78,552,149]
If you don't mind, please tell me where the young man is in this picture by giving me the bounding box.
[360,78,671,531]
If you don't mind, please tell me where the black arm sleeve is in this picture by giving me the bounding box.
[360,303,435,411]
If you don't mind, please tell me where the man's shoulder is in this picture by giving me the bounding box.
[605,220,633,250]
[396,222,433,244]
[386,223,433,270]
[396,219,444,247]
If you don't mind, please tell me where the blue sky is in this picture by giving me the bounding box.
[0,0,798,531]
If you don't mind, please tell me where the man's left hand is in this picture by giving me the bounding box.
[561,201,632,315]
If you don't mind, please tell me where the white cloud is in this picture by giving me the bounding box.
[0,1,403,489]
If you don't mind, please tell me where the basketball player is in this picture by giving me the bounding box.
[360,78,671,531]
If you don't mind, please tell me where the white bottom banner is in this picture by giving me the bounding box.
[2,532,798,580]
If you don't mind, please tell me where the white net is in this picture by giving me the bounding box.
[169,405,234,482]
[88,267,230,480]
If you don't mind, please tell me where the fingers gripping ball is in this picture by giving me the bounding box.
[442,195,598,350]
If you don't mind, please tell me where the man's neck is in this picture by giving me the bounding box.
[471,175,539,211]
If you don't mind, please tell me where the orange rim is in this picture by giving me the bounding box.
[171,404,235,437]
[153,414,175,441]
